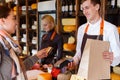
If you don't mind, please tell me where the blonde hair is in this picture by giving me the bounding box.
[42,15,54,23]
[42,15,55,29]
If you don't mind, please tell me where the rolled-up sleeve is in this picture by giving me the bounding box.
[23,55,39,70]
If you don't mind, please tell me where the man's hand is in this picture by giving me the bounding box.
[103,51,113,64]
[67,61,76,70]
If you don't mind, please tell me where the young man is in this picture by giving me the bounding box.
[68,0,120,70]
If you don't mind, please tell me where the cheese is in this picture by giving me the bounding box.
[70,74,85,80]
[37,73,52,80]
[111,72,120,80]
[113,66,120,75]
[31,3,37,10]
[63,43,76,51]
[62,18,76,25]
[68,36,75,44]
[63,25,76,32]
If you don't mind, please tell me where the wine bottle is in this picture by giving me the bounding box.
[64,0,69,17]
[61,0,65,17]
[68,0,72,16]
[111,0,117,8]
[68,0,75,17]
[73,0,76,16]
[111,0,115,8]
[117,0,120,8]
[106,0,111,8]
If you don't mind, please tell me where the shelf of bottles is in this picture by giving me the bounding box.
[105,0,120,27]
[61,0,76,18]
[12,0,38,56]
[105,0,120,38]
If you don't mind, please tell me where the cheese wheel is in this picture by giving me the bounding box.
[111,73,120,80]
[63,43,76,51]
[62,18,76,25]
[37,73,52,80]
[70,75,85,80]
[68,36,75,44]
[31,3,37,10]
[63,25,76,32]
[113,66,120,75]
[13,6,17,11]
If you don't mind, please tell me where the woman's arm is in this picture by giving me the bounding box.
[23,48,48,70]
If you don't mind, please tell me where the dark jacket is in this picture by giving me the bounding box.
[40,29,63,64]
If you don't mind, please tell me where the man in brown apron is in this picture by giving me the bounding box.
[68,0,120,71]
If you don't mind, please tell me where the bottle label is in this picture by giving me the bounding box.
[69,5,72,11]
[62,6,65,12]
[111,0,115,7]
[65,5,68,11]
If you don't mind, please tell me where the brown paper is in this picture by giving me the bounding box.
[77,39,110,80]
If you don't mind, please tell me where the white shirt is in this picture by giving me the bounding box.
[73,18,120,66]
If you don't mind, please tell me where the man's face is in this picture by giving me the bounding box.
[81,0,99,22]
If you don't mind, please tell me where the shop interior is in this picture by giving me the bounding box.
[0,0,120,80]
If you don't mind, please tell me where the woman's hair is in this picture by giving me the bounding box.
[42,15,55,24]
[41,15,55,29]
[0,5,11,18]
[81,0,101,6]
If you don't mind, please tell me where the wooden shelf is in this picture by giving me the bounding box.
[15,0,38,56]
[56,0,80,56]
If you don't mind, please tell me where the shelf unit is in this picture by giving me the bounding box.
[56,0,82,57]
[15,0,38,56]
[104,0,120,26]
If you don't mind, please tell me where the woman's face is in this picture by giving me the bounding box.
[41,19,54,32]
[81,0,99,22]
[3,10,17,34]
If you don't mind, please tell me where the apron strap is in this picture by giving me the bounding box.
[100,19,104,35]
[84,19,104,35]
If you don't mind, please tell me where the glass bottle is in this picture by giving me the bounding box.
[117,0,120,7]
[61,0,65,17]
[68,0,75,17]
[111,0,117,8]
[64,0,69,17]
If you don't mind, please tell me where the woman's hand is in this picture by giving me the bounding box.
[103,51,113,64]
[36,48,48,59]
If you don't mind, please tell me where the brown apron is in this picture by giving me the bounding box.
[81,20,104,55]
[80,19,112,72]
